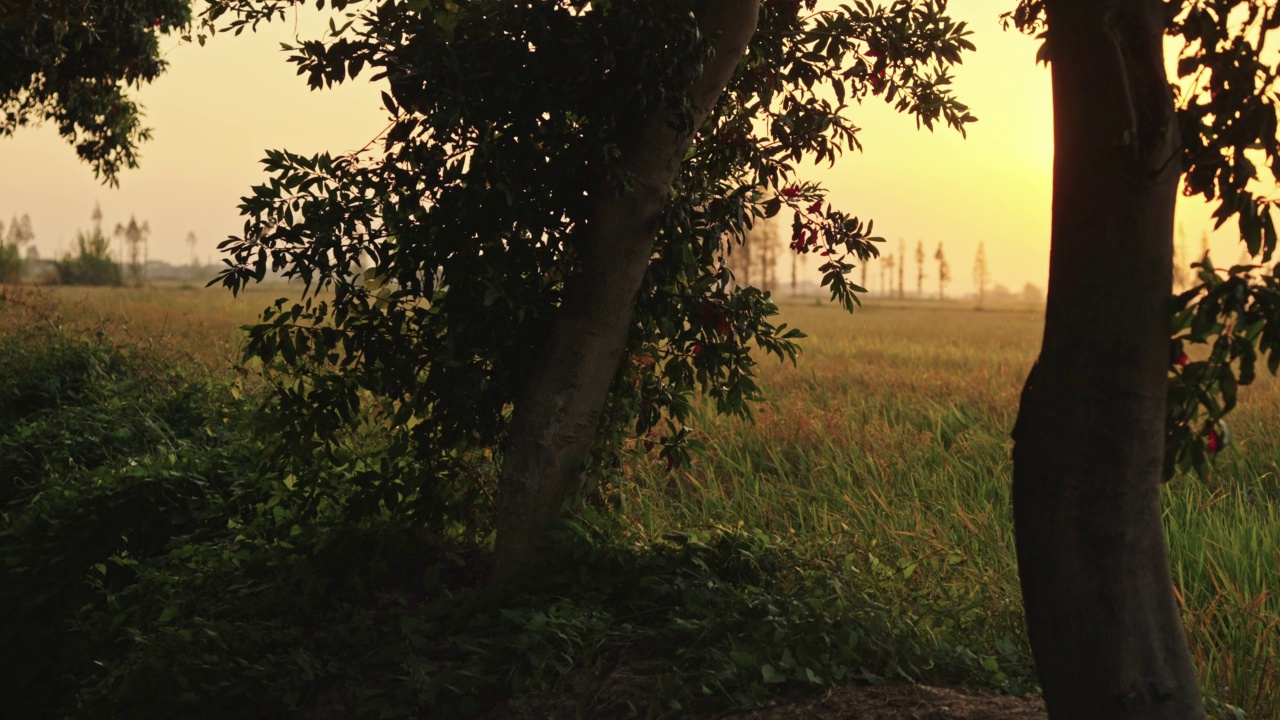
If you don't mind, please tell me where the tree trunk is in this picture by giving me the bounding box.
[490,0,760,591]
[1011,1,1205,718]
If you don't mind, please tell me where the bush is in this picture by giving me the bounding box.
[0,242,21,283]
[53,228,121,286]
[0,323,254,718]
[0,309,1040,720]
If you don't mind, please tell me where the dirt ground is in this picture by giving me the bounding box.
[718,684,1047,720]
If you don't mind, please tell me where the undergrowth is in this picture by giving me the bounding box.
[0,303,1039,720]
[0,293,1263,719]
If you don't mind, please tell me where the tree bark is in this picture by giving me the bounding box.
[490,0,760,591]
[1011,1,1205,718]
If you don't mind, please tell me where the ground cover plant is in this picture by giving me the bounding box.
[1,287,1275,718]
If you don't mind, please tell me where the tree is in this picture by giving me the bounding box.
[1004,0,1280,714]
[753,214,780,292]
[729,214,781,291]
[1173,225,1192,292]
[896,238,905,298]
[115,215,151,286]
[883,253,896,297]
[5,213,34,250]
[207,0,975,588]
[55,206,122,286]
[934,241,949,299]
[789,221,804,294]
[915,239,925,298]
[1,1,194,183]
[972,240,987,307]
[186,231,200,280]
[0,214,34,283]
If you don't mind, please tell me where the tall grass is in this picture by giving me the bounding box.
[627,300,1280,716]
[0,284,289,368]
[14,287,1277,714]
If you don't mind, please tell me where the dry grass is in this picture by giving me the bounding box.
[628,298,1280,717]
[0,283,290,368]
[5,285,1276,715]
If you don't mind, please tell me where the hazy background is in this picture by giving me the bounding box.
[0,2,1248,294]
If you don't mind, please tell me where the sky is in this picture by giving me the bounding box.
[0,2,1250,294]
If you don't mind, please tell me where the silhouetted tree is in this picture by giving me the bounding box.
[897,238,905,298]
[1173,225,1192,291]
[915,239,925,298]
[1,1,194,183]
[55,206,121,286]
[115,216,150,286]
[973,241,988,307]
[208,0,975,589]
[934,242,950,300]
[0,214,34,283]
[186,231,200,280]
[1003,0,1280,712]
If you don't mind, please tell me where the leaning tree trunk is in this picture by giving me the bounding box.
[1010,1,1205,718]
[490,0,761,591]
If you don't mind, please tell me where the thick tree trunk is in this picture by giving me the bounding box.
[1011,1,1205,718]
[490,0,760,590]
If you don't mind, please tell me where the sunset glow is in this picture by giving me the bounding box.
[0,3,1252,294]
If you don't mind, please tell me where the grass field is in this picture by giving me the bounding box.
[6,285,1278,716]
[627,299,1280,716]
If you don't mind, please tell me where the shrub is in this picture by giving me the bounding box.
[53,228,122,286]
[0,322,253,717]
[0,242,21,283]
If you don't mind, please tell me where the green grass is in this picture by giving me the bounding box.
[626,299,1280,717]
[4,287,1277,717]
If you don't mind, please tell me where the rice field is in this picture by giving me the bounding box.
[13,285,1280,716]
[626,299,1280,717]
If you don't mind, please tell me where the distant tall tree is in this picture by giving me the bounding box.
[115,216,150,286]
[0,213,35,283]
[5,213,35,250]
[0,0,194,184]
[884,254,896,297]
[790,231,804,295]
[186,231,200,280]
[973,241,988,307]
[934,242,950,300]
[732,215,781,292]
[55,206,121,286]
[757,216,778,293]
[897,239,906,298]
[915,239,925,297]
[1172,225,1192,291]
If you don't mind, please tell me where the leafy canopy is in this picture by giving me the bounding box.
[209,0,975,516]
[1004,0,1280,477]
[0,0,194,184]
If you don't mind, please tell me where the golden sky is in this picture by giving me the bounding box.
[0,2,1247,294]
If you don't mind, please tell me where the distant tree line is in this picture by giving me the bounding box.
[0,205,206,286]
